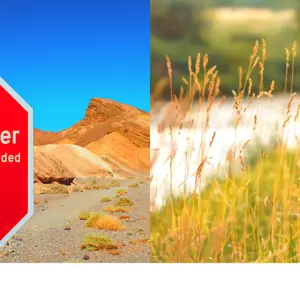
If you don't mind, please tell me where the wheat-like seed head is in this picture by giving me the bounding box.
[259,62,264,75]
[165,55,172,78]
[252,56,260,69]
[253,40,259,56]
[214,77,221,98]
[188,56,192,74]
[195,53,201,75]
[286,92,296,116]
[209,131,216,148]
[179,86,184,101]
[239,67,243,90]
[295,104,300,121]
[269,80,275,94]
[203,54,209,69]
[248,78,253,96]
[253,115,257,131]
[262,39,267,61]
[285,48,290,63]
[206,66,217,77]
[282,115,292,128]
[240,139,251,153]
[292,41,297,57]
[243,93,255,113]
[239,154,245,171]
[250,40,259,65]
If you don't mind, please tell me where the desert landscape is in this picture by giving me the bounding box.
[0,98,150,263]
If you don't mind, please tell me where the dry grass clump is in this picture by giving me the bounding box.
[151,40,300,263]
[109,180,121,187]
[78,211,91,220]
[81,234,118,251]
[38,183,69,194]
[129,238,149,245]
[100,197,112,203]
[119,215,131,220]
[84,213,125,231]
[116,189,127,196]
[72,185,84,193]
[103,206,129,213]
[84,180,111,191]
[115,197,134,207]
[129,182,139,188]
[66,259,86,263]
[50,184,69,194]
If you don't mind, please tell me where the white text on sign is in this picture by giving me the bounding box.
[0,130,21,163]
[0,130,20,144]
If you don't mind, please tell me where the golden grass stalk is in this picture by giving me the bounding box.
[291,41,297,95]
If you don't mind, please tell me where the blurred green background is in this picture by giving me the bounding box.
[151,0,300,99]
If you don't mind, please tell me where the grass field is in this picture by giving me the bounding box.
[150,40,300,263]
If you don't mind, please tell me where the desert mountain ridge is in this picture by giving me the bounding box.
[34,98,150,185]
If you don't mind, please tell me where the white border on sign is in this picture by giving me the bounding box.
[0,77,34,247]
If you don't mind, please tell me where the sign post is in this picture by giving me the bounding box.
[0,78,33,247]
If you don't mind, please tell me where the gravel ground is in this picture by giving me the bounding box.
[0,179,149,263]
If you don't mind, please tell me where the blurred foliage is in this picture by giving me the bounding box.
[151,0,300,98]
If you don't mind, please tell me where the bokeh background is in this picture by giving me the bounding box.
[151,0,300,100]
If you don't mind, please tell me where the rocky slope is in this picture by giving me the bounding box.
[34,98,150,183]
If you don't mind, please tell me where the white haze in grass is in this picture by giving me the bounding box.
[150,95,300,210]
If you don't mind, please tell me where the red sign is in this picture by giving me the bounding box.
[0,78,33,247]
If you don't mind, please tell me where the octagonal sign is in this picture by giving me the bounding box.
[0,77,33,247]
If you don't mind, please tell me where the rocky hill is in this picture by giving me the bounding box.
[34,98,150,184]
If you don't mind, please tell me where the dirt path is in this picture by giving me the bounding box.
[0,179,149,263]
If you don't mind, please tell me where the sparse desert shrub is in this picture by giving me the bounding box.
[103,205,129,213]
[72,185,84,193]
[129,182,139,188]
[78,211,91,220]
[129,238,149,245]
[116,189,127,196]
[109,180,121,187]
[81,234,118,251]
[135,228,144,234]
[84,182,110,191]
[119,215,131,220]
[84,213,125,231]
[48,184,69,194]
[115,197,134,207]
[100,197,112,203]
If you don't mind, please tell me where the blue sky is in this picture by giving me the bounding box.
[0,0,149,131]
